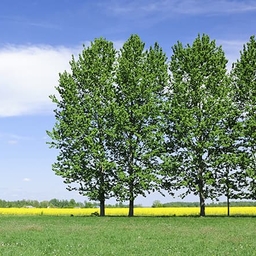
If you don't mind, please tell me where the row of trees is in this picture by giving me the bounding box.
[0,198,138,208]
[47,34,256,216]
[0,199,87,208]
[1,198,254,209]
[151,200,256,208]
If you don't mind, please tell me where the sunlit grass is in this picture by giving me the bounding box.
[0,207,255,216]
[0,216,256,255]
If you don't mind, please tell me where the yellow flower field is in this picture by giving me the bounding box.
[0,207,255,216]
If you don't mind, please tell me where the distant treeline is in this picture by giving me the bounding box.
[0,198,143,209]
[0,198,255,208]
[152,200,256,207]
[0,199,96,208]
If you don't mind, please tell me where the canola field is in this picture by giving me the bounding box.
[0,207,255,216]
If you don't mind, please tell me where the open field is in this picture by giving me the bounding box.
[0,216,256,255]
[0,207,256,216]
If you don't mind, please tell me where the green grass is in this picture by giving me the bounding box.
[0,216,256,255]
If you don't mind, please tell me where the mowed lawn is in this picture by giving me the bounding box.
[0,216,255,256]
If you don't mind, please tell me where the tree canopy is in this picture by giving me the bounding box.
[47,38,117,216]
[164,34,237,216]
[231,35,256,200]
[47,33,256,217]
[111,35,169,216]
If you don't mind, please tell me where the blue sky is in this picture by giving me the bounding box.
[0,0,255,206]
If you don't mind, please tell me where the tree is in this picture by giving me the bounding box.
[111,35,169,216]
[47,38,117,216]
[165,34,232,216]
[40,200,49,208]
[152,200,163,208]
[231,35,256,199]
[213,137,249,216]
[211,98,250,216]
[49,198,60,208]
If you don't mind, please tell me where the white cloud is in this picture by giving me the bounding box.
[0,44,81,117]
[0,37,244,118]
[23,178,31,182]
[0,41,124,117]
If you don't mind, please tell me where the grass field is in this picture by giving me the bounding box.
[0,216,255,256]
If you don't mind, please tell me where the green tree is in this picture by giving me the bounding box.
[165,34,232,216]
[40,200,49,208]
[212,100,249,216]
[49,198,60,208]
[213,142,249,215]
[47,38,117,216]
[231,35,256,199]
[112,35,168,216]
[69,199,76,208]
[152,200,163,208]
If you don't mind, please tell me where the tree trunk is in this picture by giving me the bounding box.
[199,191,205,216]
[128,174,134,217]
[99,199,105,216]
[99,166,105,217]
[227,194,230,217]
[128,199,134,217]
[198,170,205,217]
[226,173,230,217]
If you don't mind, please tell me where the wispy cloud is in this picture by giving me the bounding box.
[0,131,34,144]
[0,15,61,30]
[106,0,256,17]
[25,21,61,30]
[23,178,31,182]
[171,0,256,15]
[7,140,18,145]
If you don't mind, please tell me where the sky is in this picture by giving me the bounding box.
[0,0,256,206]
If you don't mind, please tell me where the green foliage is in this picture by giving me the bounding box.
[207,201,256,207]
[152,200,163,207]
[164,34,232,216]
[47,38,117,216]
[152,200,256,207]
[0,198,91,208]
[84,201,99,208]
[152,200,200,207]
[109,35,169,216]
[231,35,256,199]
[46,33,256,216]
[47,35,169,217]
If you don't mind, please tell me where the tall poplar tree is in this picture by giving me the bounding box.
[112,35,169,216]
[47,38,117,216]
[165,34,231,216]
[232,35,256,199]
[212,115,249,215]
